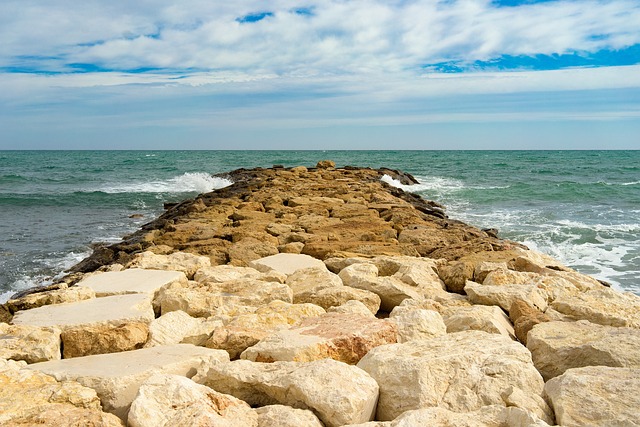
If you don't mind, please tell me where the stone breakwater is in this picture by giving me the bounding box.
[1,161,640,426]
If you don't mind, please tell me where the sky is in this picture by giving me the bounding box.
[1,0,639,150]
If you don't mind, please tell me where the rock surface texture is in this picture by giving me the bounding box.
[3,162,635,426]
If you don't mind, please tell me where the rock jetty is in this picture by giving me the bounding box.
[2,161,639,426]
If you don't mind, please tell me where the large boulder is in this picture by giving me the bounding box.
[0,358,124,426]
[464,282,548,313]
[6,285,96,313]
[357,330,551,423]
[194,264,285,284]
[549,288,640,328]
[250,253,327,275]
[241,312,397,363]
[205,300,325,359]
[442,305,515,339]
[509,300,550,345]
[194,358,379,427]
[296,285,381,314]
[544,366,640,427]
[0,323,61,363]
[126,251,211,279]
[255,405,324,427]
[526,320,640,381]
[61,322,149,358]
[25,344,230,420]
[145,310,221,347]
[76,268,187,297]
[389,307,447,343]
[128,374,258,427]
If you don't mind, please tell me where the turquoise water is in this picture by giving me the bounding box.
[1,150,639,301]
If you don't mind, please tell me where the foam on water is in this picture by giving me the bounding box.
[100,172,232,194]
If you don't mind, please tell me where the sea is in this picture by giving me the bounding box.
[1,150,639,302]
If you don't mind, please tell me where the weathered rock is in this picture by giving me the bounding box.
[550,288,640,328]
[241,312,397,363]
[286,266,342,297]
[344,405,551,427]
[464,281,548,313]
[11,293,155,331]
[0,323,61,363]
[482,268,540,286]
[327,299,377,317]
[77,268,187,297]
[442,305,515,339]
[389,307,447,342]
[544,366,640,427]
[509,300,550,344]
[316,160,336,169]
[339,263,421,312]
[250,253,327,275]
[357,330,551,422]
[194,264,285,284]
[156,279,293,317]
[438,261,476,293]
[0,304,11,323]
[126,251,211,279]
[6,285,96,313]
[205,300,325,358]
[255,405,324,427]
[527,320,640,381]
[296,285,381,314]
[26,344,230,420]
[145,310,221,347]
[228,237,280,266]
[128,374,257,427]
[61,322,149,358]
[0,358,124,426]
[194,358,379,427]
[474,261,510,284]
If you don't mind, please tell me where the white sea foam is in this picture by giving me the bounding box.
[381,174,465,195]
[100,172,232,194]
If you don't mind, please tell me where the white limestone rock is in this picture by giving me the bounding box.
[526,320,640,380]
[443,305,516,339]
[250,253,327,275]
[327,299,377,317]
[145,310,221,347]
[357,330,551,423]
[255,405,324,427]
[128,374,257,427]
[194,264,286,284]
[550,287,640,328]
[127,251,211,279]
[25,344,230,420]
[194,358,379,427]
[544,366,640,427]
[464,281,548,313]
[388,307,447,343]
[77,268,187,297]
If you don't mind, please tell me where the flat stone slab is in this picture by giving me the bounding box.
[77,268,187,297]
[11,293,155,330]
[25,344,230,420]
[250,253,327,276]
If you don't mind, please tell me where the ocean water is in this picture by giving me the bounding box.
[1,150,639,302]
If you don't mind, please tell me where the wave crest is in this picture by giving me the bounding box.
[101,172,232,194]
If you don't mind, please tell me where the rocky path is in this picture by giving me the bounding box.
[1,161,639,426]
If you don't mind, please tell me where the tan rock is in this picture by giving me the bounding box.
[389,307,447,342]
[126,251,211,279]
[7,285,96,312]
[250,253,327,275]
[0,358,124,426]
[286,266,342,297]
[316,160,336,169]
[128,374,258,427]
[194,264,285,284]
[205,300,325,358]
[339,263,421,311]
[526,320,640,381]
[357,330,551,422]
[482,268,539,286]
[464,282,548,313]
[194,358,379,427]
[296,285,381,314]
[509,300,550,344]
[442,305,515,339]
[241,312,397,364]
[255,405,324,427]
[62,322,149,358]
[278,241,305,253]
[327,299,377,317]
[26,344,230,420]
[77,268,187,297]
[550,288,640,328]
[544,366,640,427]
[145,310,221,347]
[436,260,475,294]
[0,323,61,363]
[156,279,293,317]
[11,293,155,331]
[474,261,509,283]
[0,304,11,323]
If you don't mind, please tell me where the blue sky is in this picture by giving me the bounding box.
[1,0,639,149]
